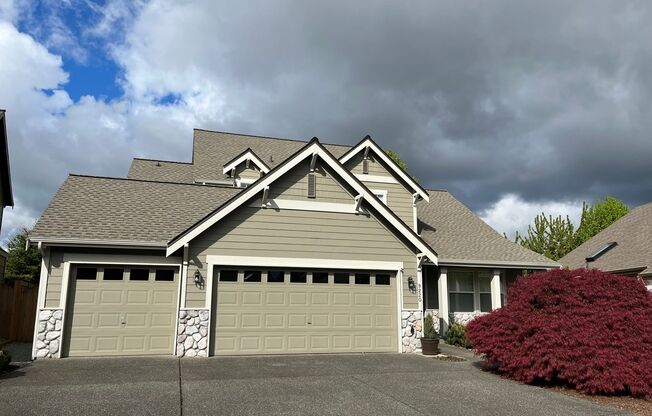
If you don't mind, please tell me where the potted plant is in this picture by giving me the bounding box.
[420,313,439,355]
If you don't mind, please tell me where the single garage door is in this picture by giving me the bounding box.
[63,264,179,357]
[211,268,398,355]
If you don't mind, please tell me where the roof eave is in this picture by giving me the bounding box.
[433,258,560,269]
[0,110,14,207]
[28,237,168,249]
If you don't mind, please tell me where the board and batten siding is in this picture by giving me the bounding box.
[234,164,261,181]
[344,153,415,227]
[269,160,353,204]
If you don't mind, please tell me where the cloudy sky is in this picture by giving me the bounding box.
[1,0,650,246]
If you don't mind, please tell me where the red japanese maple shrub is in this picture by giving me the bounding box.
[466,268,652,398]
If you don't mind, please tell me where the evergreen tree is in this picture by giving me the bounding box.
[4,228,42,282]
[575,196,629,245]
[515,213,576,261]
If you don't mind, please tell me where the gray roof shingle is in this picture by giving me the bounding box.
[31,175,240,244]
[559,202,652,276]
[128,159,194,183]
[192,129,351,181]
[418,190,559,267]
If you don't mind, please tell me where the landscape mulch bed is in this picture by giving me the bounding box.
[550,387,652,416]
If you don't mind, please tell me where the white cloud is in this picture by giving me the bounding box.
[480,194,583,240]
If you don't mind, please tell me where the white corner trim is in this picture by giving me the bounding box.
[249,198,360,214]
[396,267,404,353]
[340,138,429,202]
[354,174,398,184]
[222,149,270,175]
[59,262,71,310]
[206,255,403,271]
[32,248,50,359]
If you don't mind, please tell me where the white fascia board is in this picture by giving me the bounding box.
[340,138,429,202]
[28,237,166,249]
[222,150,270,175]
[432,258,560,269]
[61,252,181,265]
[354,174,398,184]
[206,255,403,271]
[168,142,438,264]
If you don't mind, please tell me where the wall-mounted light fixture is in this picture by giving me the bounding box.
[407,276,416,294]
[194,270,203,287]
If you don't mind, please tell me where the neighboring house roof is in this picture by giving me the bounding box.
[222,148,270,175]
[559,202,652,276]
[0,110,14,207]
[167,138,439,263]
[418,190,559,268]
[192,129,351,182]
[339,135,429,202]
[127,159,194,183]
[30,175,240,247]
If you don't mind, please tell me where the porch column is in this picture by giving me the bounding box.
[437,267,449,334]
[491,269,502,310]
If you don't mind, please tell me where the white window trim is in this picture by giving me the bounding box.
[370,189,388,204]
[448,270,495,314]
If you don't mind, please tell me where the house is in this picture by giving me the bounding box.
[560,202,652,291]
[0,110,14,279]
[29,129,558,358]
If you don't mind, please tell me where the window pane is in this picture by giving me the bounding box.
[478,277,491,293]
[290,271,307,283]
[155,269,175,282]
[244,270,261,283]
[480,293,492,312]
[334,272,349,284]
[76,267,97,280]
[424,267,439,309]
[355,273,370,285]
[219,269,238,282]
[130,268,149,281]
[448,272,474,292]
[268,271,285,283]
[103,268,124,281]
[312,272,328,284]
[375,274,390,285]
[449,293,474,312]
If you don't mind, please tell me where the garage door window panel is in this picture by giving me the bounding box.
[355,273,370,285]
[334,272,350,284]
[290,271,307,283]
[129,268,150,281]
[219,269,238,282]
[103,268,124,281]
[76,267,97,280]
[155,269,175,282]
[312,272,328,284]
[244,270,262,283]
[268,271,285,283]
[375,274,390,285]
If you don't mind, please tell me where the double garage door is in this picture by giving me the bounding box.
[211,268,398,355]
[64,264,179,357]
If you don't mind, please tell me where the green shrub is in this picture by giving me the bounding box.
[423,313,437,339]
[0,350,11,370]
[445,322,472,348]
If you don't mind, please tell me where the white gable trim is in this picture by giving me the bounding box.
[340,137,429,202]
[167,140,438,264]
[222,149,270,175]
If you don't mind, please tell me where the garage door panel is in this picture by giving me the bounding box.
[64,265,178,357]
[212,268,397,355]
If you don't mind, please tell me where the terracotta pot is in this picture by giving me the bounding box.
[420,337,440,355]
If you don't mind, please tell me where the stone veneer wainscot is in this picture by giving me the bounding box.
[176,310,209,357]
[35,309,63,358]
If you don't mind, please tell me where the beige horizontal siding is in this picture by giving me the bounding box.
[345,152,391,177]
[364,181,414,227]
[45,249,65,308]
[187,205,418,309]
[235,165,261,180]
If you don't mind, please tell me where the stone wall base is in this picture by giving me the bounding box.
[35,309,63,358]
[177,309,209,357]
[400,310,422,353]
[450,311,486,325]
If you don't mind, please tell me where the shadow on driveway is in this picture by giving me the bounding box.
[0,353,629,416]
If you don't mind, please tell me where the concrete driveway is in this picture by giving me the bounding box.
[0,348,628,416]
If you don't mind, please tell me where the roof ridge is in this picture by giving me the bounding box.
[132,157,192,165]
[193,128,353,148]
[68,173,241,190]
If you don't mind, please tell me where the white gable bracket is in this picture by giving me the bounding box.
[310,153,318,172]
[261,186,270,208]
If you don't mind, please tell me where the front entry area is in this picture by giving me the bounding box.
[210,267,398,355]
[63,264,180,357]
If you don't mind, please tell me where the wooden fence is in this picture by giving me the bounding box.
[0,280,38,342]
